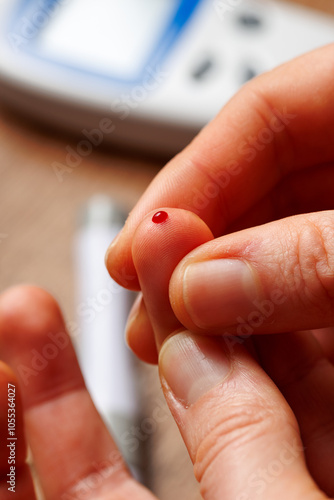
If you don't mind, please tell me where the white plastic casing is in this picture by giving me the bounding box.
[0,0,334,155]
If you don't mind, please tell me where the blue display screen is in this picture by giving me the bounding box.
[8,0,202,83]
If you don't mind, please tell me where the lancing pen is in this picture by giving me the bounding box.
[74,195,143,482]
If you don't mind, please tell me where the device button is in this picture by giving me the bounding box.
[236,12,263,29]
[191,57,215,81]
[240,65,258,83]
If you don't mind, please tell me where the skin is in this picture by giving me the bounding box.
[0,286,334,500]
[105,44,334,361]
[1,45,334,499]
[0,285,332,499]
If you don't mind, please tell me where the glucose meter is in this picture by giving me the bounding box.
[0,0,334,155]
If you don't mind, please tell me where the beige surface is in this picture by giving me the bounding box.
[291,0,334,13]
[1,2,334,499]
[0,107,203,499]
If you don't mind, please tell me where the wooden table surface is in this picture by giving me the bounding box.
[1,1,334,499]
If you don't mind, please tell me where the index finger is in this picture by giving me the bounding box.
[0,286,156,500]
[106,44,334,290]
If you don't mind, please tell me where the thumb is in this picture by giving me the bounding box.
[169,211,334,336]
[159,331,325,500]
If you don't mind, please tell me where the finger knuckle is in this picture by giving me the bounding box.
[193,393,288,493]
[293,216,334,315]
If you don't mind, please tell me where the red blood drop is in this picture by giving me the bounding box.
[152,211,168,224]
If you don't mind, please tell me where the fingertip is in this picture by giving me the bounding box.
[132,207,214,270]
[125,294,158,364]
[159,331,232,407]
[131,207,214,348]
[0,285,84,408]
[0,285,63,343]
[105,228,141,291]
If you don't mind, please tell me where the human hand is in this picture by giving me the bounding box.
[0,285,332,499]
[104,44,334,497]
[105,43,334,352]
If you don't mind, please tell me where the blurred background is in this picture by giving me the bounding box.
[1,1,334,498]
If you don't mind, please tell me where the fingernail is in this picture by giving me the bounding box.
[159,331,231,406]
[183,259,258,329]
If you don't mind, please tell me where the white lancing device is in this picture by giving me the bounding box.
[74,195,142,481]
